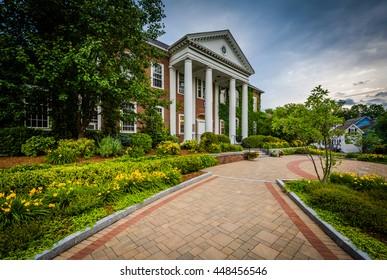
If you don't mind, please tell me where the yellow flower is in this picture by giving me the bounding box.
[2,208,10,213]
[24,202,30,207]
[53,193,58,197]
[34,202,39,206]
[48,203,55,208]
[0,193,4,198]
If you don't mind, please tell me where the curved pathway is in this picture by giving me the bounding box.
[54,155,385,260]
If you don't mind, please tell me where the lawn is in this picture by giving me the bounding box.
[285,172,387,260]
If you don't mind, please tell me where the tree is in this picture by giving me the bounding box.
[272,86,344,184]
[1,0,166,138]
[376,112,387,143]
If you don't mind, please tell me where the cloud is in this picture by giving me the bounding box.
[345,98,356,105]
[353,80,370,86]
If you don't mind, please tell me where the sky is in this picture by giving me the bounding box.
[157,0,387,110]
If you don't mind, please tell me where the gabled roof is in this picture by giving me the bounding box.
[336,116,373,131]
[169,29,255,76]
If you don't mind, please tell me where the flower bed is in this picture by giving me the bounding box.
[0,154,217,259]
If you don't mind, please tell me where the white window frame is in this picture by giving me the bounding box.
[179,114,185,134]
[121,102,137,133]
[253,96,258,112]
[197,78,206,99]
[220,119,225,135]
[156,106,164,121]
[151,63,164,89]
[87,106,102,130]
[25,103,50,129]
[178,72,184,94]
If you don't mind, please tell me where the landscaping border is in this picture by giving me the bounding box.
[276,179,372,260]
[34,171,213,260]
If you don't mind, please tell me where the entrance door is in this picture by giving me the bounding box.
[197,120,205,140]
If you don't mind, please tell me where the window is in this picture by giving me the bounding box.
[253,96,258,112]
[121,103,137,133]
[220,89,226,104]
[236,91,240,107]
[178,72,184,94]
[253,121,257,134]
[87,107,101,130]
[156,106,164,121]
[179,114,184,134]
[26,103,49,129]
[151,63,164,89]
[220,120,225,135]
[197,78,205,99]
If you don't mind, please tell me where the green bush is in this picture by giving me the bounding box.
[45,146,78,164]
[220,143,243,152]
[98,136,123,157]
[217,134,230,144]
[84,130,104,143]
[290,140,304,147]
[130,133,153,153]
[58,138,96,159]
[329,172,387,191]
[117,133,132,148]
[0,163,52,174]
[357,154,386,163]
[242,135,286,148]
[163,135,179,143]
[345,153,358,159]
[124,146,145,158]
[200,132,218,147]
[206,143,222,153]
[180,139,201,152]
[0,127,48,156]
[156,141,180,156]
[21,136,56,156]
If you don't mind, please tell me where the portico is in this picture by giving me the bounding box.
[168,30,257,142]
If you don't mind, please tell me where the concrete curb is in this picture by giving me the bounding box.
[34,171,213,260]
[276,179,372,260]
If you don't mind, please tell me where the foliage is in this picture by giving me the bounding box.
[140,107,169,148]
[0,154,217,259]
[200,132,219,147]
[45,146,78,165]
[205,143,222,153]
[344,132,363,153]
[220,143,243,152]
[216,134,230,144]
[286,178,387,259]
[245,151,259,160]
[337,102,386,120]
[242,135,288,148]
[58,138,96,159]
[357,154,386,163]
[164,135,179,143]
[0,127,49,156]
[362,130,383,153]
[156,141,181,156]
[97,136,123,157]
[129,133,153,153]
[180,139,201,152]
[21,136,56,156]
[272,86,344,183]
[1,0,166,138]
[376,112,387,143]
[124,146,145,158]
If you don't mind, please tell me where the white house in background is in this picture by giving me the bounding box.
[334,116,374,153]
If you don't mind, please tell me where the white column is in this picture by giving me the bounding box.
[229,78,236,143]
[242,83,248,139]
[214,83,219,134]
[205,67,213,132]
[192,78,196,139]
[184,59,193,140]
[169,66,176,136]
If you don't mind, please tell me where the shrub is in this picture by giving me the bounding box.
[290,140,304,147]
[357,154,386,163]
[84,130,104,143]
[21,136,56,156]
[180,139,201,152]
[220,143,243,152]
[57,138,96,159]
[217,134,230,144]
[200,132,218,147]
[206,143,222,153]
[345,153,358,159]
[0,127,47,156]
[116,134,132,148]
[98,136,123,157]
[130,133,153,153]
[245,151,259,160]
[124,146,145,158]
[329,172,387,191]
[156,141,181,156]
[164,135,179,143]
[45,146,78,164]
[282,148,296,155]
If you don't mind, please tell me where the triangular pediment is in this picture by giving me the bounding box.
[170,30,255,75]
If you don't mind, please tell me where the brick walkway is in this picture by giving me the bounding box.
[54,155,386,260]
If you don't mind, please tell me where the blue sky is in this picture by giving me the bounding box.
[158,0,387,110]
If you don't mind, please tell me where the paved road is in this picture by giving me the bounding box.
[54,155,386,260]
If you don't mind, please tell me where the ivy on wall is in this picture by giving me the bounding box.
[218,86,261,137]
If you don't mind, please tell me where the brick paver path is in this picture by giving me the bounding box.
[54,155,386,260]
